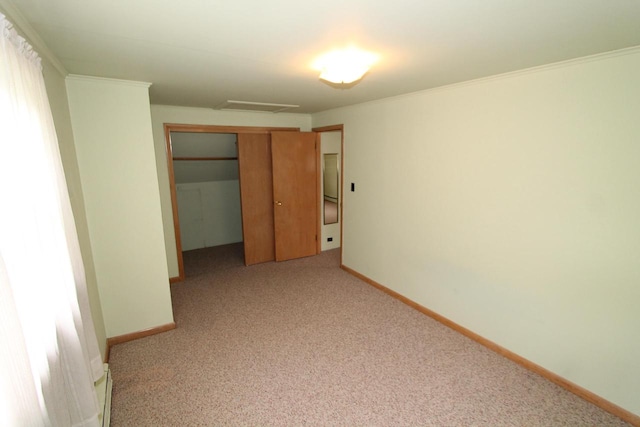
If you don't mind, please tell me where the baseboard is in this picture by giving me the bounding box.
[169,275,183,284]
[340,264,640,427]
[105,322,176,362]
[95,363,112,427]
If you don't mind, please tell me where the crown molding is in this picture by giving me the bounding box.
[0,0,68,76]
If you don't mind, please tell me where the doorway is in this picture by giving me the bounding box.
[313,125,344,257]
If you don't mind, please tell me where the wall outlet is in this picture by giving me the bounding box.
[327,237,333,242]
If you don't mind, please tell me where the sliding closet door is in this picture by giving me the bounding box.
[271,131,318,261]
[237,133,275,265]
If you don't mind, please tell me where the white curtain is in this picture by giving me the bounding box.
[0,13,103,427]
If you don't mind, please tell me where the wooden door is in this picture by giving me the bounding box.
[271,131,318,261]
[237,133,275,265]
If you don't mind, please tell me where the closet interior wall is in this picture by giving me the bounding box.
[171,132,243,252]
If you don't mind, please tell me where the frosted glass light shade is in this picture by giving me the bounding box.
[314,47,378,84]
[319,64,370,84]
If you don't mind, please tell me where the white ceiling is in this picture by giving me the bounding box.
[6,0,640,113]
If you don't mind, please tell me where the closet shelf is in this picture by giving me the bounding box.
[172,156,238,161]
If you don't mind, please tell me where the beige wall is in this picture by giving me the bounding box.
[150,105,312,278]
[0,2,108,359]
[67,76,174,337]
[312,48,640,415]
[43,64,108,358]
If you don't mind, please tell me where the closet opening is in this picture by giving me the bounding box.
[165,123,301,282]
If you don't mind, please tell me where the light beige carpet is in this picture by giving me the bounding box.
[108,243,630,426]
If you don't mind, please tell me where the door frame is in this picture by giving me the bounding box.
[312,124,344,263]
[164,123,299,283]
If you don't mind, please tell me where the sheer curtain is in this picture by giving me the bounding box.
[0,13,103,427]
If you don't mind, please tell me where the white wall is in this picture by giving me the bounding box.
[67,76,174,337]
[150,105,312,278]
[320,131,341,251]
[312,48,640,415]
[177,180,243,251]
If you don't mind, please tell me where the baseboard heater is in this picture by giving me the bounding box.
[95,363,113,427]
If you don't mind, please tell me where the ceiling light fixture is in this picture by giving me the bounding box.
[313,46,379,85]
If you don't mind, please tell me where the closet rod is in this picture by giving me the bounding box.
[172,156,238,161]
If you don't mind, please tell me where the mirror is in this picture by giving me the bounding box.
[323,153,339,225]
